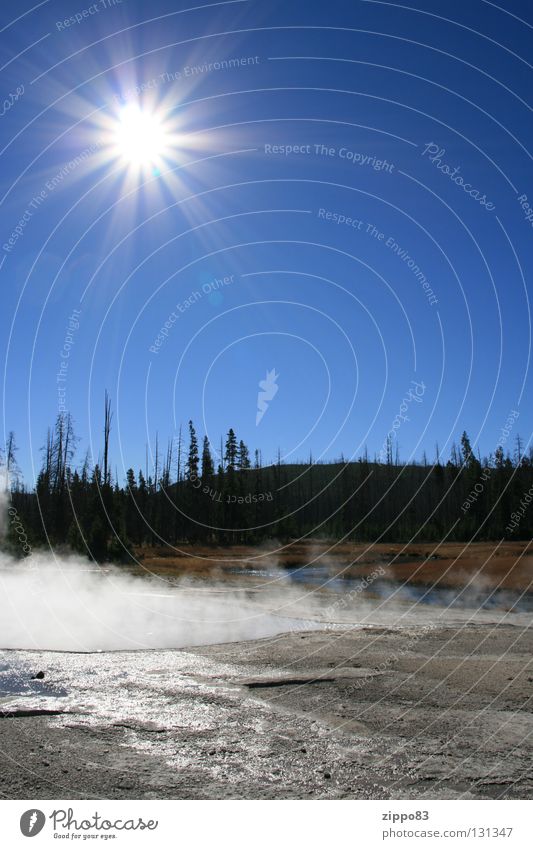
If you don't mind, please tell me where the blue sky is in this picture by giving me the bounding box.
[1,0,532,483]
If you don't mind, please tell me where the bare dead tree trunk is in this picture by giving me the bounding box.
[176,425,182,482]
[164,439,173,488]
[154,432,159,492]
[103,390,112,486]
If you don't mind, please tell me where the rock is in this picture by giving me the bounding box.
[32,671,45,680]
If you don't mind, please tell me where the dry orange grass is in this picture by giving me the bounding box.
[132,539,533,592]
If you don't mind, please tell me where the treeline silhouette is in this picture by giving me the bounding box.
[2,405,533,562]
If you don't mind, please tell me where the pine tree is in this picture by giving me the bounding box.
[237,440,251,470]
[186,420,199,480]
[460,431,474,467]
[224,428,238,472]
[201,436,215,478]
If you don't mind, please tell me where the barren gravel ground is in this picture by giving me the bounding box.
[1,614,533,800]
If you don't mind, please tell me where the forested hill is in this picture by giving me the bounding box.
[3,415,533,561]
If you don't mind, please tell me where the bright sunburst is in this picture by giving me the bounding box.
[113,104,169,167]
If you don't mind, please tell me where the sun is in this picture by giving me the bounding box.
[113,104,169,167]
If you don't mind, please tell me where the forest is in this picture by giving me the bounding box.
[2,397,533,562]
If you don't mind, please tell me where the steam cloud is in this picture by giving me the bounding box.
[0,550,325,652]
[0,491,516,653]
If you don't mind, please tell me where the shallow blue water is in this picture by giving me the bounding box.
[224,565,533,613]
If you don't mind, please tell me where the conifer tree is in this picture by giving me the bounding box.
[224,428,238,472]
[186,420,199,480]
[460,431,474,467]
[238,440,251,470]
[201,436,215,478]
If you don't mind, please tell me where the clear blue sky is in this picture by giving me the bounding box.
[1,0,532,483]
